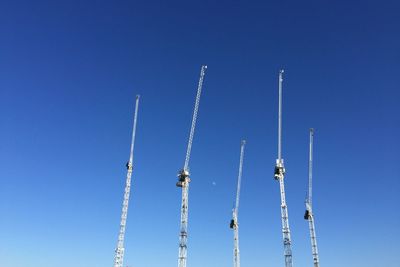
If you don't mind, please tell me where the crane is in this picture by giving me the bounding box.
[273,70,293,267]
[230,140,246,267]
[304,128,320,267]
[176,65,207,267]
[113,95,140,267]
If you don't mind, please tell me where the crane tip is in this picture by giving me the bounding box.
[241,139,246,145]
[136,94,140,99]
[279,69,284,74]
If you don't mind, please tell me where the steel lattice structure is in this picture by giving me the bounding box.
[304,128,320,267]
[273,70,293,267]
[176,65,207,267]
[113,95,140,267]
[230,140,246,267]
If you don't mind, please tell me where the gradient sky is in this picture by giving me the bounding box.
[1,1,399,267]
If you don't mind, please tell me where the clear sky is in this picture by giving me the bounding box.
[0,0,399,267]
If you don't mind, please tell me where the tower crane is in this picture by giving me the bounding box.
[273,70,293,267]
[230,140,246,267]
[176,65,207,267]
[304,128,320,267]
[113,95,140,267]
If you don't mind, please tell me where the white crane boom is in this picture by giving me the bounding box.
[235,140,246,212]
[113,95,140,267]
[176,65,207,267]
[304,128,320,267]
[308,128,313,207]
[230,140,246,267]
[273,70,293,267]
[183,65,207,171]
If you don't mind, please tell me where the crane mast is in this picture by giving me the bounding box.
[273,70,293,267]
[176,65,207,267]
[230,140,246,267]
[304,128,320,267]
[113,95,140,267]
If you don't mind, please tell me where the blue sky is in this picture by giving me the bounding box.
[0,0,399,267]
